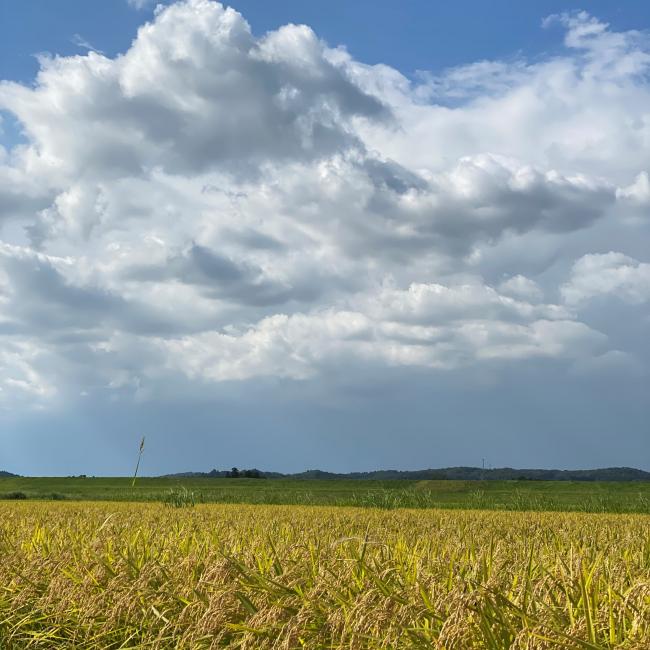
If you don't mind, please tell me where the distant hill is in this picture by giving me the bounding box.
[0,470,18,478]
[163,466,650,482]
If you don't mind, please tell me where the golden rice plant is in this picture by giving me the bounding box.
[0,502,648,648]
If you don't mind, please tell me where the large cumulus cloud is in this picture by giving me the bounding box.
[0,0,385,180]
[0,1,648,411]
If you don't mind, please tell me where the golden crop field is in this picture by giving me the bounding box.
[0,502,649,649]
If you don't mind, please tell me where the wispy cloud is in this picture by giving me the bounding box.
[71,33,104,54]
[126,0,156,10]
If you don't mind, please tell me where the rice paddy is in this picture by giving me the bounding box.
[1,501,649,648]
[3,476,650,513]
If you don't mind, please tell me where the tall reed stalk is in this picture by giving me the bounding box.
[131,436,145,488]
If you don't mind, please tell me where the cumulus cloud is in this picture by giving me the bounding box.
[157,297,604,383]
[349,12,650,183]
[617,172,650,207]
[562,252,650,306]
[498,275,543,302]
[0,1,648,410]
[0,1,385,181]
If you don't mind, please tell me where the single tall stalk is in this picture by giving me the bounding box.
[132,436,145,488]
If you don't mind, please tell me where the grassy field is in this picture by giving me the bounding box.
[1,501,648,648]
[1,476,650,513]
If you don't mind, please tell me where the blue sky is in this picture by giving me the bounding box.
[0,1,649,475]
[3,1,648,84]
[2,1,647,149]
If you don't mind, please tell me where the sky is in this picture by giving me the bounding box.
[0,1,649,476]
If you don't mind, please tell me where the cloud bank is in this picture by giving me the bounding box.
[0,3,648,459]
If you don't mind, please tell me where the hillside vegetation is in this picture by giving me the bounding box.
[168,466,650,481]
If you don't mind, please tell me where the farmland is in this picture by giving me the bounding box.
[1,501,649,648]
[2,479,649,648]
[2,476,650,513]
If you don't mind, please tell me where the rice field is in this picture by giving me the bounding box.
[1,502,649,648]
[3,476,650,513]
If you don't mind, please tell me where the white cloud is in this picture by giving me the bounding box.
[0,340,55,408]
[156,292,604,383]
[562,252,650,306]
[365,282,568,323]
[498,275,543,302]
[617,171,650,206]
[349,12,650,184]
[0,1,384,182]
[0,2,648,406]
